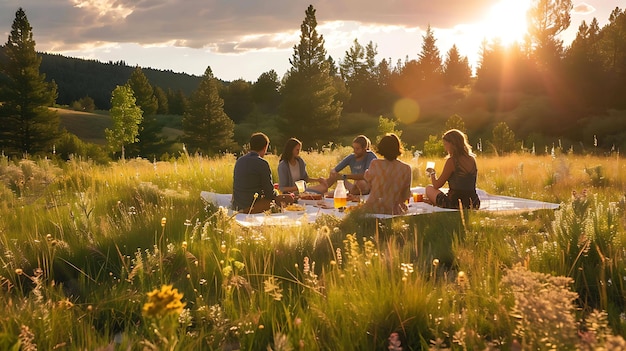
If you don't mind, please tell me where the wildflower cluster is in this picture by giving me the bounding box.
[197,304,228,329]
[142,284,186,318]
[263,276,283,301]
[302,256,319,288]
[18,325,37,351]
[343,234,378,271]
[578,310,626,350]
[400,263,414,282]
[501,265,578,349]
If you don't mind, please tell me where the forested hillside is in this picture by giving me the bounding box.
[0,45,202,110]
[38,52,202,109]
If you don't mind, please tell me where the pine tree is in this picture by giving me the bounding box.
[167,88,188,115]
[443,44,472,87]
[127,67,158,116]
[252,70,281,114]
[598,8,626,109]
[182,66,235,155]
[564,19,605,109]
[105,85,143,160]
[0,8,59,156]
[475,39,506,93]
[126,67,162,157]
[527,0,573,69]
[492,121,517,155]
[153,85,169,114]
[280,5,342,147]
[222,79,253,124]
[417,25,444,94]
[340,39,381,113]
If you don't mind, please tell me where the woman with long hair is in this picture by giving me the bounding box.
[277,138,328,194]
[425,129,480,209]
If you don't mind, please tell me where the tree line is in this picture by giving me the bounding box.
[1,2,626,160]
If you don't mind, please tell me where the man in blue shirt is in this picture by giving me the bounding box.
[326,135,377,195]
[232,132,293,213]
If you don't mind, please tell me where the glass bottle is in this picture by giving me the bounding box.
[334,180,348,209]
[273,183,281,195]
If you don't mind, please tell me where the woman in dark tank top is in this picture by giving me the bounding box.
[425,129,480,209]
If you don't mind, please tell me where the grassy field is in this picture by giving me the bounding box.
[0,150,625,350]
[55,107,184,146]
[55,108,111,145]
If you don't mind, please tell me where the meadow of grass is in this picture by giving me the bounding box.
[1,150,626,350]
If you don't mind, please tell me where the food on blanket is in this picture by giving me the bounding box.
[344,204,363,213]
[263,201,283,215]
[347,194,361,202]
[284,204,306,212]
[325,193,361,202]
[314,201,334,209]
[299,192,322,200]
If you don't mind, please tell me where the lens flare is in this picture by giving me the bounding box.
[393,98,420,124]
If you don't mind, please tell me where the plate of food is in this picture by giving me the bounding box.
[284,204,306,213]
[299,192,322,200]
[347,194,362,202]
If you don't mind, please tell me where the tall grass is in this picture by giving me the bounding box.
[0,151,625,349]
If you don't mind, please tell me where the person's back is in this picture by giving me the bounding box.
[232,150,273,211]
[232,132,294,213]
[365,158,411,214]
[446,155,479,209]
[363,133,411,214]
[448,155,477,191]
[425,129,480,209]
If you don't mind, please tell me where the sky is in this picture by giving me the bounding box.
[0,0,622,82]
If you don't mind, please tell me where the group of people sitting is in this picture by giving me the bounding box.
[232,129,480,215]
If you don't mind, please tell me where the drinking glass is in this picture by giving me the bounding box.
[295,180,306,193]
[426,161,435,175]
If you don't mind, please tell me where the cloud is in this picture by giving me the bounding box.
[1,0,495,53]
[0,0,616,81]
[572,2,596,15]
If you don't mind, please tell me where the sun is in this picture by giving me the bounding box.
[481,0,532,45]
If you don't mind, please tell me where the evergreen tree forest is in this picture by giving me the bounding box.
[0,8,59,156]
[1,4,626,158]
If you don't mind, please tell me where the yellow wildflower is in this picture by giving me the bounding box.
[142,285,186,317]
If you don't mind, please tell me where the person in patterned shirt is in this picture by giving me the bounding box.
[363,133,412,215]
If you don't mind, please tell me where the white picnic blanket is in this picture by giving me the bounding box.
[200,187,560,227]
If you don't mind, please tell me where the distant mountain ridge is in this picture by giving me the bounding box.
[37,52,203,109]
